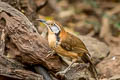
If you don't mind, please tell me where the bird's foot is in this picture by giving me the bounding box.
[55,70,66,77]
[72,63,79,67]
[46,50,55,58]
[77,63,90,69]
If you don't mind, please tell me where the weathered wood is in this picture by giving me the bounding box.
[0,2,62,71]
[0,29,5,55]
[0,55,43,80]
[0,30,43,80]
[0,1,61,79]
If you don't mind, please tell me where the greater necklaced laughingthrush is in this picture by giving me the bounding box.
[37,19,98,80]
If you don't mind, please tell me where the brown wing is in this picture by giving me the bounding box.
[60,32,90,56]
[60,33,98,79]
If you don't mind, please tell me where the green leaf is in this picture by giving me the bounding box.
[114,22,120,29]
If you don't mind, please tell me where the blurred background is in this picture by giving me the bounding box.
[2,0,120,79]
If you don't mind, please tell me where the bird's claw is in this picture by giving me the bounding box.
[55,71,66,77]
[46,50,55,58]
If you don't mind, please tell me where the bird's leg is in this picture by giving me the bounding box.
[46,41,61,58]
[56,59,77,76]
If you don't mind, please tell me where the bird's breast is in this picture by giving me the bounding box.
[48,34,56,49]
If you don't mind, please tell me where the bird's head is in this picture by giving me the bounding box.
[37,19,65,35]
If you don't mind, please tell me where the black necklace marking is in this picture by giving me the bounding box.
[55,32,60,45]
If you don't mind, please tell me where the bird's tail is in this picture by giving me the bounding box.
[81,53,98,80]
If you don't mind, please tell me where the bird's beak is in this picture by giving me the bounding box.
[36,19,48,25]
[36,19,50,30]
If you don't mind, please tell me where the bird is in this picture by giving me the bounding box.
[37,19,98,80]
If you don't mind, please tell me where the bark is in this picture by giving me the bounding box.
[0,1,62,79]
[0,29,43,79]
[0,55,43,80]
[0,1,62,70]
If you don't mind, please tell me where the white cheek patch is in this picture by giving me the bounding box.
[51,26,60,34]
